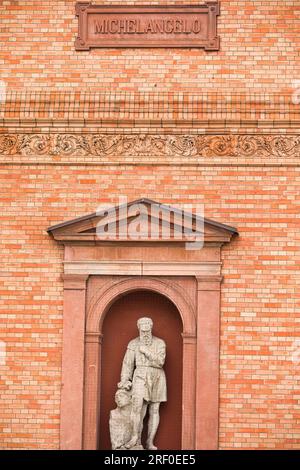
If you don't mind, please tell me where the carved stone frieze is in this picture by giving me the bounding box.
[0,133,299,158]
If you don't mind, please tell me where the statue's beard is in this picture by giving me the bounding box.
[141,334,152,346]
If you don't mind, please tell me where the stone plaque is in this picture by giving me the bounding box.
[75,2,220,51]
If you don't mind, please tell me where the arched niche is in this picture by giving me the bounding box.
[99,289,183,450]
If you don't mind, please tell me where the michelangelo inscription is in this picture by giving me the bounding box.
[75,2,220,50]
[94,18,202,35]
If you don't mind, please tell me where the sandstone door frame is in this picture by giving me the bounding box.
[47,198,238,450]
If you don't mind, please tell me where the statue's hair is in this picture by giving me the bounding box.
[137,317,153,329]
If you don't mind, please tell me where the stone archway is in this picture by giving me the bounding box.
[86,277,196,335]
[83,276,197,450]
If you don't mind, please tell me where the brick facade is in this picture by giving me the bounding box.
[1,1,299,93]
[0,1,299,449]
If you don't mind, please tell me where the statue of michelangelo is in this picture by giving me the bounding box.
[117,317,167,450]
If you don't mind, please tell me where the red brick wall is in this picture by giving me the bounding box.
[0,0,299,450]
[0,165,299,449]
[0,0,299,93]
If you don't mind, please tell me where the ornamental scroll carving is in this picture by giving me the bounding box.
[0,134,299,159]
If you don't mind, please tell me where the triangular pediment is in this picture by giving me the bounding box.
[47,198,238,245]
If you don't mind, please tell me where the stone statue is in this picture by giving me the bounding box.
[109,389,144,450]
[114,317,167,450]
[109,389,132,450]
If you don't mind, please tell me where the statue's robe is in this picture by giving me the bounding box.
[120,336,167,403]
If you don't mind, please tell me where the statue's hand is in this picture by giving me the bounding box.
[117,380,132,391]
[139,345,150,356]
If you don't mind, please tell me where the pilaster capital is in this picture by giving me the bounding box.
[62,274,89,290]
[85,331,103,344]
[181,332,197,344]
[196,275,223,291]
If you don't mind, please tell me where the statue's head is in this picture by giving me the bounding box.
[137,317,153,331]
[115,389,131,408]
[137,317,153,345]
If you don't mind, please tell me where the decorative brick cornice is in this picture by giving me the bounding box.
[1,91,298,122]
[0,133,299,159]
